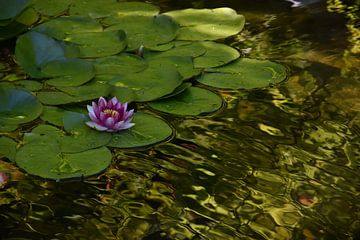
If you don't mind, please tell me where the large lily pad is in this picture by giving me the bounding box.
[32,0,72,16]
[33,16,103,40]
[40,106,65,126]
[37,80,111,105]
[16,133,112,179]
[197,58,287,89]
[194,41,240,68]
[0,0,29,21]
[0,88,43,131]
[65,30,127,58]
[101,2,160,19]
[94,54,147,75]
[42,58,95,87]
[0,136,17,162]
[165,8,245,40]
[109,61,182,102]
[148,87,223,116]
[15,31,65,78]
[105,15,179,50]
[145,41,206,59]
[107,112,173,148]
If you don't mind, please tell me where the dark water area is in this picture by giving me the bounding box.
[1,0,359,239]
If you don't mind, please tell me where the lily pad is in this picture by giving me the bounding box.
[148,87,223,116]
[65,30,127,58]
[105,15,179,50]
[197,58,287,89]
[109,62,182,102]
[101,2,160,19]
[32,0,72,16]
[165,8,245,40]
[145,41,206,59]
[15,31,65,78]
[0,0,29,21]
[94,54,147,75]
[33,16,103,40]
[107,112,173,148]
[40,106,65,126]
[148,56,201,80]
[16,135,112,179]
[42,58,95,87]
[0,136,17,162]
[69,0,127,18]
[194,41,240,68]
[0,88,43,130]
[37,80,111,105]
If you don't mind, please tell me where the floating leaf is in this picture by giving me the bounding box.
[94,54,147,75]
[65,30,127,58]
[194,41,240,68]
[107,112,173,148]
[105,15,179,50]
[165,8,245,40]
[0,136,17,162]
[42,58,95,87]
[33,16,103,40]
[61,111,112,153]
[148,87,223,116]
[32,0,72,16]
[40,106,65,126]
[197,58,287,89]
[101,2,160,19]
[16,137,111,180]
[0,0,29,21]
[145,41,206,59]
[148,56,201,80]
[0,88,43,131]
[37,80,111,105]
[15,31,65,78]
[109,62,182,102]
[159,82,192,100]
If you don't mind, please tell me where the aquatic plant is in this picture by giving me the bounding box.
[86,97,135,132]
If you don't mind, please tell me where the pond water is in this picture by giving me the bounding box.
[1,0,359,239]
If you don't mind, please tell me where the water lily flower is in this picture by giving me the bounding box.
[86,97,135,132]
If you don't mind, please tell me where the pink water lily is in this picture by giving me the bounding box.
[86,97,135,132]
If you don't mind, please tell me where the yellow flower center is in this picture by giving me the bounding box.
[103,109,118,117]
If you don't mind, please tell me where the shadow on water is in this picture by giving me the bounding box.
[1,0,359,239]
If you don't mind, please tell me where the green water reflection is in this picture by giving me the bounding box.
[1,0,359,239]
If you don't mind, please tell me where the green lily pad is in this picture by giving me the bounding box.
[16,132,112,179]
[111,87,136,103]
[165,7,245,41]
[33,16,103,40]
[109,61,182,102]
[104,15,179,50]
[94,54,147,75]
[42,58,95,87]
[101,2,160,19]
[15,31,65,78]
[145,41,206,59]
[9,80,43,91]
[61,111,112,153]
[107,112,173,148]
[148,87,223,116]
[194,41,240,68]
[37,80,111,105]
[0,136,17,162]
[65,30,127,58]
[148,56,201,80]
[32,0,72,16]
[0,0,29,21]
[197,58,287,89]
[40,106,65,126]
[0,88,43,130]
[69,0,127,18]
[159,82,192,100]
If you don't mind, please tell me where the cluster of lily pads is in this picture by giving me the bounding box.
[0,0,287,180]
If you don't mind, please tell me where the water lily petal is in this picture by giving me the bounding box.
[105,117,115,128]
[86,121,109,131]
[98,97,107,109]
[124,109,134,120]
[99,112,107,122]
[92,101,100,117]
[110,96,118,106]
